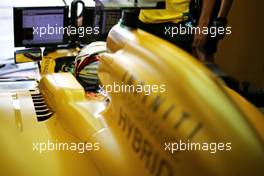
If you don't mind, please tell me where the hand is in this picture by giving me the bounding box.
[192,48,207,62]
[192,32,207,49]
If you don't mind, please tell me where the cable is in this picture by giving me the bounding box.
[62,0,67,6]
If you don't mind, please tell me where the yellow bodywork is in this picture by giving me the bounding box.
[15,53,33,63]
[0,24,263,175]
[41,48,79,75]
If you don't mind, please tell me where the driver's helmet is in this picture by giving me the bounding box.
[74,41,107,91]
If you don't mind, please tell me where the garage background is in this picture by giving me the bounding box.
[216,0,264,89]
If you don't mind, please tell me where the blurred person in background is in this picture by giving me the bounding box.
[193,0,234,62]
[138,0,216,54]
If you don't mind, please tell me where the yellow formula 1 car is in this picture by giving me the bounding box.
[1,2,264,176]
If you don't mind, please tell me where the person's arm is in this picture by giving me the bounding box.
[218,0,234,18]
[192,0,216,49]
